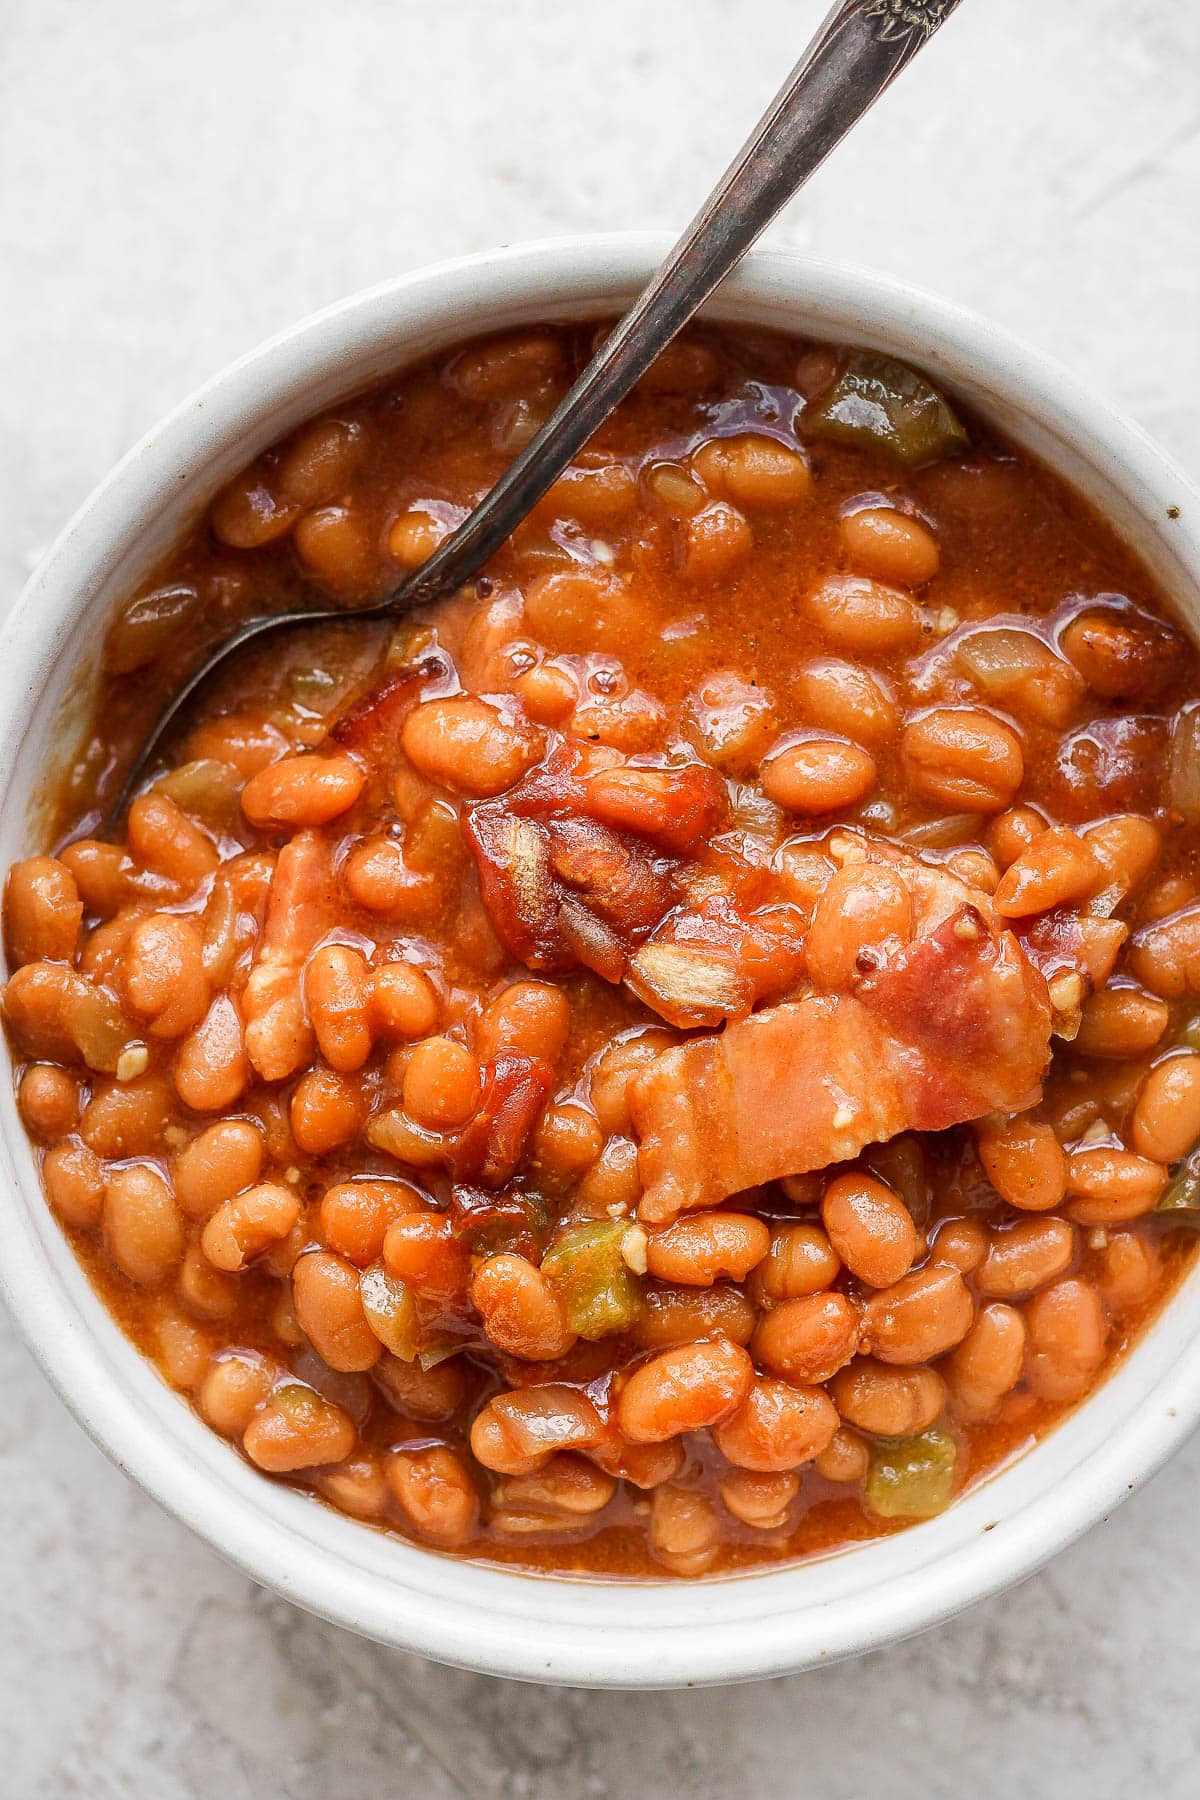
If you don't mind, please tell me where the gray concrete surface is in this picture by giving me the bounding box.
[3,2,1200,1794]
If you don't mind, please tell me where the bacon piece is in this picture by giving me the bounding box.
[330,651,454,764]
[451,1050,555,1188]
[631,836,1053,1222]
[241,831,333,1080]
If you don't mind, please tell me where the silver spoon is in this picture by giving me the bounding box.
[114,0,965,818]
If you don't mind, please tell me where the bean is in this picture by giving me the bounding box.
[692,433,811,509]
[839,506,939,587]
[5,856,82,965]
[469,1385,605,1475]
[992,826,1101,918]
[185,714,288,779]
[383,1213,470,1301]
[123,914,209,1038]
[943,1303,1027,1421]
[633,1283,757,1349]
[105,582,201,674]
[638,337,718,395]
[1096,1232,1161,1313]
[402,696,544,797]
[173,1119,264,1220]
[403,1036,481,1129]
[320,1178,421,1266]
[1060,607,1184,701]
[975,1114,1067,1212]
[751,1292,859,1384]
[292,1249,381,1372]
[795,658,900,747]
[589,1032,670,1136]
[17,1064,79,1141]
[241,753,365,829]
[315,1454,389,1521]
[805,574,922,652]
[830,1358,945,1437]
[43,1140,105,1228]
[929,1216,988,1273]
[367,962,439,1040]
[302,944,372,1071]
[201,1182,301,1272]
[372,1351,465,1422]
[81,1074,173,1156]
[470,1253,575,1360]
[275,417,364,506]
[210,462,298,547]
[719,1468,800,1527]
[586,1436,684,1489]
[748,1224,841,1305]
[712,1378,839,1471]
[104,1164,185,1285]
[645,1212,770,1286]
[901,709,1023,812]
[532,1102,604,1183]
[650,1486,719,1575]
[495,1454,617,1528]
[617,1337,753,1442]
[243,1384,356,1472]
[178,1241,239,1319]
[1128,907,1200,999]
[683,670,778,772]
[1065,1147,1167,1224]
[1024,1278,1106,1402]
[989,806,1046,869]
[451,329,563,400]
[679,502,753,581]
[477,980,571,1067]
[293,506,376,596]
[805,863,913,990]
[198,1353,277,1436]
[174,995,249,1112]
[343,837,438,921]
[58,839,127,918]
[861,1265,973,1363]
[542,461,638,534]
[4,962,79,1060]
[760,736,876,814]
[1074,986,1169,1059]
[1131,1053,1200,1163]
[976,1216,1075,1297]
[1083,815,1162,898]
[290,1068,368,1155]
[821,1173,918,1288]
[126,792,218,886]
[814,1427,870,1483]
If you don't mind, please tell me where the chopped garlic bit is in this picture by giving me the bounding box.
[953,914,982,944]
[832,1104,855,1131]
[590,539,615,565]
[115,1044,149,1083]
[620,1223,649,1275]
[163,1124,188,1150]
[284,1165,302,1185]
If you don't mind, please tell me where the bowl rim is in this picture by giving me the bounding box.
[3,232,1200,1688]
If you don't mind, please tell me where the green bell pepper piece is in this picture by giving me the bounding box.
[867,1427,958,1520]
[806,352,970,467]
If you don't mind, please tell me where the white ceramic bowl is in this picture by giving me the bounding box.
[3,235,1200,1689]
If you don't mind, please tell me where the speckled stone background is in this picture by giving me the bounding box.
[4,2,1200,1793]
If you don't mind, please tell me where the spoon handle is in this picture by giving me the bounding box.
[395,0,966,610]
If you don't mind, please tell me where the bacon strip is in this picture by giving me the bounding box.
[631,838,1053,1222]
[242,831,334,1081]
